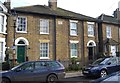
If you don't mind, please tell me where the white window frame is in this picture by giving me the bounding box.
[16,16,27,33]
[70,20,78,36]
[40,19,49,34]
[0,13,7,34]
[40,42,49,59]
[106,26,112,38]
[70,40,79,58]
[119,28,120,38]
[87,22,94,37]
[0,38,6,62]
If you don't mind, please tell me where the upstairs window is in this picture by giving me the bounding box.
[40,19,49,34]
[70,20,78,36]
[17,16,27,33]
[106,26,111,38]
[0,15,4,33]
[87,22,94,37]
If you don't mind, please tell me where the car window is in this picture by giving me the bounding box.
[47,61,60,68]
[118,57,120,65]
[35,62,46,69]
[107,57,117,65]
[92,58,109,65]
[20,62,34,70]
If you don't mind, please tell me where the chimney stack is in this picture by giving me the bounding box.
[4,0,11,10]
[48,0,57,10]
[118,1,120,11]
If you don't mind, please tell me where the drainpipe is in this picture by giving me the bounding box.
[118,21,120,56]
[81,21,85,66]
[53,15,56,60]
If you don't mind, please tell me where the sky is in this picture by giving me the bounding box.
[0,0,120,18]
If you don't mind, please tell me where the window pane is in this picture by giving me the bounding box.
[0,15,4,32]
[0,42,3,61]
[88,24,94,36]
[21,62,34,70]
[70,22,77,35]
[40,19,49,34]
[106,26,111,38]
[70,43,78,57]
[35,62,46,69]
[40,43,49,58]
[17,17,27,32]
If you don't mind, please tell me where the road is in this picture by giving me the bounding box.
[60,76,97,83]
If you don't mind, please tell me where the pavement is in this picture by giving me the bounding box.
[65,71,83,78]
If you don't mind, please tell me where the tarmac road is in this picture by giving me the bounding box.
[59,71,97,83]
[60,76,96,83]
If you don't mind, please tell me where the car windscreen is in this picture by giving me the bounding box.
[92,58,110,65]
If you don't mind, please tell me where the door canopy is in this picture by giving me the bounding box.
[15,37,29,45]
[87,40,96,47]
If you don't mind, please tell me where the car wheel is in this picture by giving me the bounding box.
[1,78,10,83]
[100,70,107,77]
[47,74,58,83]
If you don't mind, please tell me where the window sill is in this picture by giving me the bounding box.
[88,35,94,37]
[71,56,77,58]
[70,35,78,36]
[40,57,50,60]
[16,31,27,34]
[40,33,49,35]
[0,32,7,34]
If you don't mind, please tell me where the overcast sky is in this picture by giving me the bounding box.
[1,0,120,18]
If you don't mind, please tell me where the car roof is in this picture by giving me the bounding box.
[23,60,58,63]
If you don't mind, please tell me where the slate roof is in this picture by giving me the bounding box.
[98,14,120,25]
[11,5,96,21]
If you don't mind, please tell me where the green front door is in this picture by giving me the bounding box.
[17,46,25,63]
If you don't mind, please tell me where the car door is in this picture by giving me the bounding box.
[106,57,118,74]
[116,57,120,71]
[33,61,49,82]
[12,62,35,81]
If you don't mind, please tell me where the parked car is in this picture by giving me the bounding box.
[92,70,120,83]
[82,56,120,78]
[0,60,65,83]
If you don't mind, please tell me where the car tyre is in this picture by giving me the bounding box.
[47,74,58,83]
[100,70,107,77]
[1,78,10,83]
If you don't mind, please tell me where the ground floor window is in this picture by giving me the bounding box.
[40,43,49,59]
[0,42,3,62]
[70,43,78,58]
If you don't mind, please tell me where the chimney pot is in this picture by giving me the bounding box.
[48,0,57,10]
[4,0,11,11]
[118,1,120,11]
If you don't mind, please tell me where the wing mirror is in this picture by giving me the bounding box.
[15,68,22,72]
[107,62,111,65]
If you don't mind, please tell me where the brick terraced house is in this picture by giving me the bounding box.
[0,1,7,62]
[98,14,120,57]
[3,0,120,67]
[6,0,99,66]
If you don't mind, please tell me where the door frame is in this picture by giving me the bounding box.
[87,40,96,61]
[15,37,29,63]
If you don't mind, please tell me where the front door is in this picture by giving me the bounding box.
[111,46,116,56]
[88,47,93,60]
[17,46,25,63]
